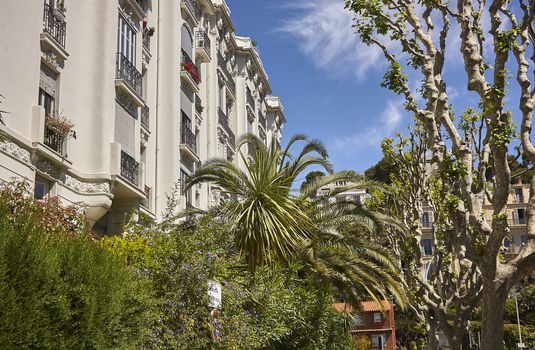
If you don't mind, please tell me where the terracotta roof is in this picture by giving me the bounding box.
[333,301,392,313]
[360,300,391,312]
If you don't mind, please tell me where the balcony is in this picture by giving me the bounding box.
[217,52,236,97]
[246,88,255,111]
[508,218,526,226]
[180,125,199,161]
[195,29,211,63]
[120,150,139,186]
[142,28,151,53]
[181,0,201,25]
[421,220,433,228]
[43,2,66,49]
[218,108,235,149]
[259,112,267,130]
[141,185,151,210]
[44,124,66,155]
[141,105,149,130]
[195,95,204,115]
[115,53,144,106]
[181,49,201,92]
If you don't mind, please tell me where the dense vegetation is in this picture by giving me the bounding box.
[103,214,357,349]
[0,182,152,349]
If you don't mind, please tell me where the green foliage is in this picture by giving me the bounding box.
[470,321,535,350]
[364,156,397,184]
[185,134,331,269]
[0,182,153,350]
[300,170,326,192]
[103,214,355,350]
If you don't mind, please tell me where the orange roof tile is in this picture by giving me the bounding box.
[360,300,391,312]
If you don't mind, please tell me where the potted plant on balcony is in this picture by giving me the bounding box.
[44,111,76,155]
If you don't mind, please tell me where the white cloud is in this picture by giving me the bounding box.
[331,99,404,153]
[277,0,386,81]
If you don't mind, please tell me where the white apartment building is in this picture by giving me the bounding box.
[0,0,286,235]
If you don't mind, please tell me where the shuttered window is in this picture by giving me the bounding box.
[38,64,57,114]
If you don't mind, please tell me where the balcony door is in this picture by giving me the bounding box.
[118,15,136,64]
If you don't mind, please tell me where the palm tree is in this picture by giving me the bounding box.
[298,173,407,307]
[185,133,406,306]
[184,133,332,270]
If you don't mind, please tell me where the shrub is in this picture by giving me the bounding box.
[0,182,153,349]
[102,213,355,350]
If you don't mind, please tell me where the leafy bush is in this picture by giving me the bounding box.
[0,182,153,349]
[102,213,355,350]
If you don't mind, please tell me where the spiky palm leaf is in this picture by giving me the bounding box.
[185,133,330,270]
[298,174,408,308]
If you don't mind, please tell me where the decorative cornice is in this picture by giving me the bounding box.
[42,50,61,70]
[64,174,111,195]
[0,140,31,164]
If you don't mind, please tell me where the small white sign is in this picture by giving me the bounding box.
[208,280,222,309]
[517,343,526,349]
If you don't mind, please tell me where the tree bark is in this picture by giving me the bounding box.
[480,281,508,350]
[428,322,440,350]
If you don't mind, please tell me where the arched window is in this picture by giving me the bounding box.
[181,25,193,57]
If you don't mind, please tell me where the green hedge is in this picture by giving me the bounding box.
[0,183,153,349]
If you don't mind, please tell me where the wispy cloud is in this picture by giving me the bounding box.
[331,99,404,153]
[277,0,385,81]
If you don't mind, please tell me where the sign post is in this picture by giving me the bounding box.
[208,280,222,341]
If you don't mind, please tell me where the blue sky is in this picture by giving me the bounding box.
[226,0,524,174]
[226,0,408,173]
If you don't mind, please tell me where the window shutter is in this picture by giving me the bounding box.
[40,65,57,97]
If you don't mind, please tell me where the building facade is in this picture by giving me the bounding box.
[0,0,286,234]
[334,301,396,350]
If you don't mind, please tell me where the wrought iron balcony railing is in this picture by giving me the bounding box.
[195,29,211,58]
[141,105,149,130]
[181,125,197,153]
[181,49,201,84]
[217,52,236,94]
[43,2,66,48]
[508,218,527,225]
[421,220,433,228]
[217,108,235,148]
[120,150,139,186]
[44,124,65,155]
[116,53,143,97]
[181,0,201,21]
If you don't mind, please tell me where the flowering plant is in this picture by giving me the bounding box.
[45,111,76,139]
[182,62,201,84]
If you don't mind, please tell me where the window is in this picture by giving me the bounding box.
[514,208,526,224]
[39,63,57,115]
[335,181,347,186]
[180,169,192,206]
[352,315,365,327]
[118,15,136,63]
[34,177,50,200]
[181,111,192,130]
[373,312,382,323]
[371,334,386,348]
[422,212,431,227]
[421,239,433,256]
[515,188,524,203]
